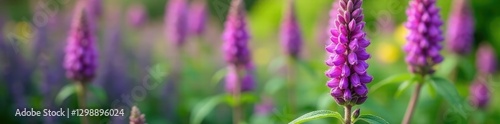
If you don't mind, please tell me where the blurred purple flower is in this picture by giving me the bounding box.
[128,4,148,28]
[469,80,490,109]
[446,0,474,55]
[325,0,372,106]
[225,64,255,93]
[254,97,274,116]
[87,0,102,18]
[280,0,302,58]
[476,44,497,74]
[403,0,444,74]
[165,0,188,46]
[64,7,98,83]
[222,0,251,67]
[188,0,207,36]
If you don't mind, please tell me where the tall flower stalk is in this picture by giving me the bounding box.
[325,0,372,123]
[402,0,444,123]
[63,1,98,124]
[280,0,302,114]
[445,0,474,55]
[222,0,253,123]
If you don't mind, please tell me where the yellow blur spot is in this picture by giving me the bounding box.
[376,42,400,64]
[394,24,408,46]
[15,21,34,43]
[253,46,273,66]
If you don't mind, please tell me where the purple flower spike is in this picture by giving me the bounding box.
[128,4,148,28]
[225,65,255,93]
[222,0,251,67]
[280,0,302,58]
[326,0,372,106]
[165,0,188,46]
[446,0,474,55]
[188,0,207,36]
[469,80,490,109]
[404,0,444,75]
[87,0,102,18]
[476,44,498,75]
[64,6,98,83]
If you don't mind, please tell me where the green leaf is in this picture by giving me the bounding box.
[296,59,318,80]
[88,85,107,103]
[289,110,343,124]
[55,83,76,105]
[371,73,413,92]
[355,115,389,124]
[426,79,437,98]
[394,80,414,98]
[240,93,258,104]
[263,77,285,95]
[211,67,228,87]
[429,76,466,118]
[317,93,333,110]
[190,95,224,124]
[458,58,475,81]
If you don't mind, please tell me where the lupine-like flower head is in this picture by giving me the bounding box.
[469,80,490,109]
[446,0,474,55]
[325,0,372,106]
[130,106,146,124]
[165,0,188,46]
[225,64,255,93]
[280,0,302,58]
[188,0,207,36]
[128,4,148,28]
[87,0,102,18]
[476,44,497,74]
[404,0,444,74]
[222,0,251,66]
[64,6,98,83]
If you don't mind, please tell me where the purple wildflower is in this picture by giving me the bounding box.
[188,0,207,36]
[469,80,490,109]
[403,0,444,75]
[130,106,146,124]
[476,44,497,74]
[325,0,372,106]
[222,0,251,67]
[280,0,302,58]
[446,0,474,55]
[128,4,148,28]
[87,0,102,18]
[165,0,188,46]
[64,6,98,83]
[225,64,255,93]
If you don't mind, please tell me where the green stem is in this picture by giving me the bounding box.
[344,105,352,124]
[287,57,297,115]
[76,82,88,124]
[233,65,243,124]
[402,76,424,124]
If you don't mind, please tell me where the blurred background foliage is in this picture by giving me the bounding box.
[1,0,500,124]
